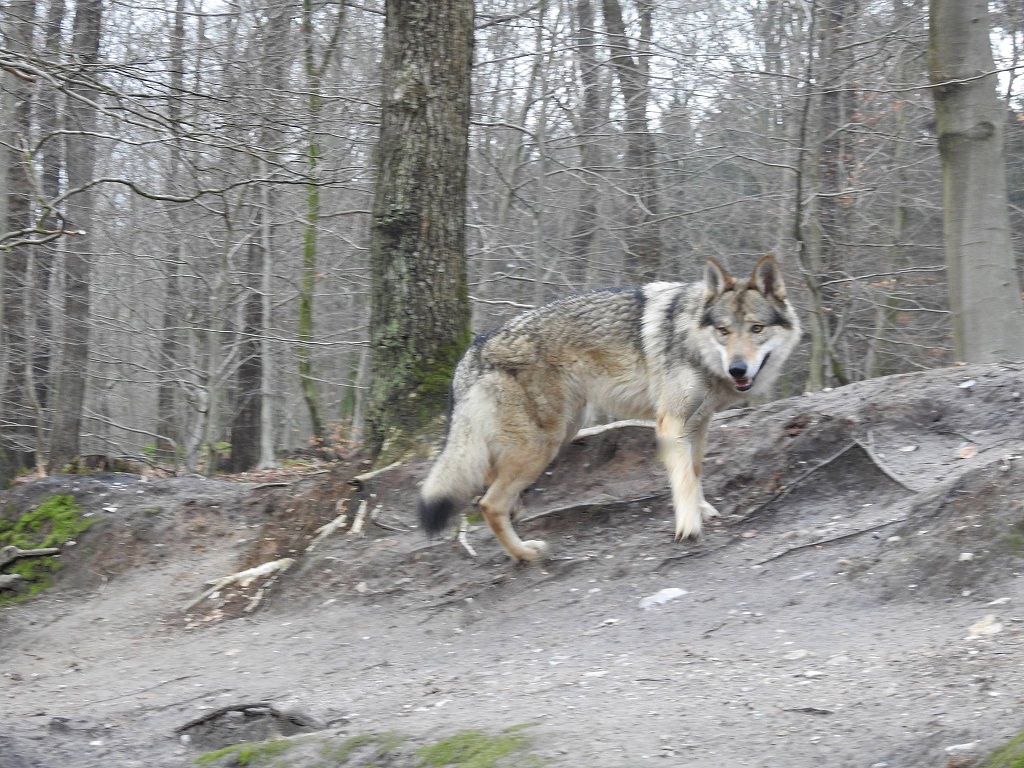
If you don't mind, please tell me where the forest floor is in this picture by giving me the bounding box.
[2,363,1024,768]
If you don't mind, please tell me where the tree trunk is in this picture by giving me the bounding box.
[1,0,38,483]
[295,0,344,448]
[929,0,1024,361]
[568,0,603,289]
[815,0,856,386]
[32,0,66,418]
[601,0,662,282]
[48,0,102,472]
[365,0,474,462]
[866,0,920,378]
[155,0,187,463]
[228,237,263,473]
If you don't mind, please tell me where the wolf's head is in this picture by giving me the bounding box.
[698,256,800,394]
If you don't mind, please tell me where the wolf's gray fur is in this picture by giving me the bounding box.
[419,256,801,561]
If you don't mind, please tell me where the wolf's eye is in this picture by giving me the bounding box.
[751,324,764,334]
[716,326,730,336]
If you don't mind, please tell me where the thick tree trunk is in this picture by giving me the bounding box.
[929,0,1024,361]
[47,0,102,471]
[365,0,474,462]
[1,0,38,482]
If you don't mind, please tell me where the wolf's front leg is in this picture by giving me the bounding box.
[689,416,719,522]
[657,413,705,540]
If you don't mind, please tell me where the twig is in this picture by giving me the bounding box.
[457,514,477,557]
[348,500,368,535]
[756,517,908,564]
[184,557,296,610]
[518,493,667,525]
[351,461,402,486]
[856,431,921,492]
[369,505,407,533]
[572,419,654,440]
[308,499,349,549]
[741,441,858,524]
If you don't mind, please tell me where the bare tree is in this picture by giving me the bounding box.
[929,0,1024,361]
[2,0,38,481]
[365,0,474,461]
[601,0,662,282]
[47,0,102,471]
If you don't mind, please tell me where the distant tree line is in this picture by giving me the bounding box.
[1,0,1022,481]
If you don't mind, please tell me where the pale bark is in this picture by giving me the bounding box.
[929,0,1024,362]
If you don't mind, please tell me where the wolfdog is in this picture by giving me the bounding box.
[418,256,801,561]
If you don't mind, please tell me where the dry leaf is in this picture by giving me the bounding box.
[957,443,978,459]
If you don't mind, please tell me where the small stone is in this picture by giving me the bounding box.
[958,552,974,562]
[639,588,688,609]
[966,614,1003,638]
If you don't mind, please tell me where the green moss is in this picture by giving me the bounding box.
[321,732,405,764]
[981,731,1024,768]
[416,728,533,768]
[0,495,93,602]
[195,739,294,767]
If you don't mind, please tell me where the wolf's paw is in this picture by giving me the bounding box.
[516,539,549,562]
[698,499,720,521]
[674,511,703,541]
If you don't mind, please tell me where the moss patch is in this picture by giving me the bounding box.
[417,726,538,768]
[195,738,295,767]
[981,731,1024,768]
[0,494,93,602]
[320,731,405,764]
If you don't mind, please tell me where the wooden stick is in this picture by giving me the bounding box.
[0,545,61,569]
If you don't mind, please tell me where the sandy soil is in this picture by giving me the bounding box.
[2,363,1023,768]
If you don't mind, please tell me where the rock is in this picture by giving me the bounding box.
[638,588,688,609]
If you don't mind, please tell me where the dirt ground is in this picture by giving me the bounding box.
[2,363,1023,768]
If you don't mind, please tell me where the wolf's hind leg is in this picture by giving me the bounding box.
[657,413,704,540]
[478,446,556,562]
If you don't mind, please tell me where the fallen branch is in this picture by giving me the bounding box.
[518,493,667,525]
[0,544,61,568]
[184,557,296,610]
[348,500,368,535]
[351,461,402,486]
[457,514,477,557]
[308,499,349,549]
[756,517,908,565]
[573,419,654,440]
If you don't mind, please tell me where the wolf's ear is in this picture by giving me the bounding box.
[750,255,787,301]
[704,258,735,301]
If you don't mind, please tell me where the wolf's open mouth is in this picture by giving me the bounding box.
[734,378,753,392]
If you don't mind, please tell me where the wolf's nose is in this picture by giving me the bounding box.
[728,361,748,380]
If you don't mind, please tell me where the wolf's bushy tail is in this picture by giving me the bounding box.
[418,401,492,536]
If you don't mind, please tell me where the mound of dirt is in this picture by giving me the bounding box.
[1,363,1023,768]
